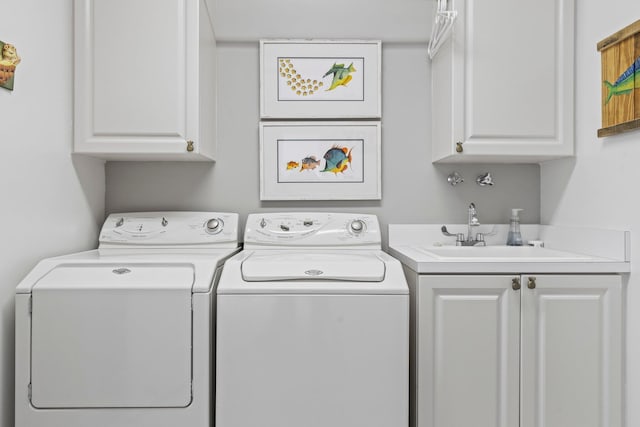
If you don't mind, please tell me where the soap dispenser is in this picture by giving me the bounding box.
[506,208,523,246]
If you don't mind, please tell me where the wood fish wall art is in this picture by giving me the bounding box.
[598,19,640,137]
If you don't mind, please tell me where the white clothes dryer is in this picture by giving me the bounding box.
[216,212,409,427]
[15,211,240,427]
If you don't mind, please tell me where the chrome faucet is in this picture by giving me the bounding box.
[467,202,480,241]
[441,202,489,246]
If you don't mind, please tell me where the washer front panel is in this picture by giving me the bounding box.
[216,294,409,427]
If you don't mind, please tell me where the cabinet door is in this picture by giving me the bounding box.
[418,275,520,427]
[521,275,622,427]
[74,0,214,160]
[431,0,574,163]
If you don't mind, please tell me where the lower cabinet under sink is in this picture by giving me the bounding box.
[404,272,621,427]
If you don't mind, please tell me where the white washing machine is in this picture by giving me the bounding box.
[216,212,409,427]
[15,211,240,427]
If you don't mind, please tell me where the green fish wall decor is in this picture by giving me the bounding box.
[323,62,357,91]
[603,56,640,104]
[597,19,640,137]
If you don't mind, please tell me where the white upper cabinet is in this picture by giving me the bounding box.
[431,0,575,163]
[74,0,217,161]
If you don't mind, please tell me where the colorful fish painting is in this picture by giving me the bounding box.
[286,161,300,170]
[300,156,321,171]
[321,146,352,174]
[603,56,640,104]
[323,62,356,91]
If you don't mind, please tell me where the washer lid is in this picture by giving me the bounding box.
[241,252,385,282]
[33,264,194,290]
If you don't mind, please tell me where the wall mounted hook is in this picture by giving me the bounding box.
[447,172,464,186]
[476,172,494,186]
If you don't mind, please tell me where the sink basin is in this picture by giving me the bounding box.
[415,245,596,262]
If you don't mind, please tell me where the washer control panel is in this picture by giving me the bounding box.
[244,213,381,248]
[99,212,239,247]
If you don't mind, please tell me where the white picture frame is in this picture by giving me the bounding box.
[260,40,382,119]
[260,121,381,200]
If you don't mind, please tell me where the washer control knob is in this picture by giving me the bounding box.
[206,218,223,234]
[349,219,365,234]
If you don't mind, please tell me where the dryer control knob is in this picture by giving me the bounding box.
[206,218,223,234]
[349,219,365,234]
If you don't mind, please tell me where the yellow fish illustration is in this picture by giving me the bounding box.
[323,62,356,91]
[286,161,300,170]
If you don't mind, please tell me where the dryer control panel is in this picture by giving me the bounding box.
[99,212,239,247]
[244,212,381,248]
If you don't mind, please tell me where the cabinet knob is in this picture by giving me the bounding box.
[527,276,537,289]
[186,140,195,152]
[512,277,521,290]
[455,142,464,153]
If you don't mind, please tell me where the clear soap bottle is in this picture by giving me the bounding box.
[506,208,523,246]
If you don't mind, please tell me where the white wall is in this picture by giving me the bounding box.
[106,41,541,245]
[212,0,432,42]
[0,1,105,426]
[540,1,640,425]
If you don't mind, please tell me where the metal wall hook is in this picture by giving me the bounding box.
[447,172,464,186]
[476,172,494,186]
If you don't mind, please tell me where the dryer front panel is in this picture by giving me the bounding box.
[30,265,193,408]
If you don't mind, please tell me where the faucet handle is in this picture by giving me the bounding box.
[474,225,497,246]
[482,225,498,236]
[441,225,456,237]
[441,226,465,245]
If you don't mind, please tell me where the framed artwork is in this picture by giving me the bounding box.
[260,122,381,200]
[597,20,640,137]
[0,40,21,91]
[260,40,381,119]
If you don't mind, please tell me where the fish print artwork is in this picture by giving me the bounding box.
[300,156,321,171]
[597,20,640,137]
[277,139,364,183]
[323,63,356,91]
[277,57,364,101]
[321,146,352,173]
[603,56,640,104]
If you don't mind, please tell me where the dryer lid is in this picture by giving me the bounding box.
[34,264,194,290]
[241,252,385,282]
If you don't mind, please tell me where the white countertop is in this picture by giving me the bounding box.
[388,224,630,274]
